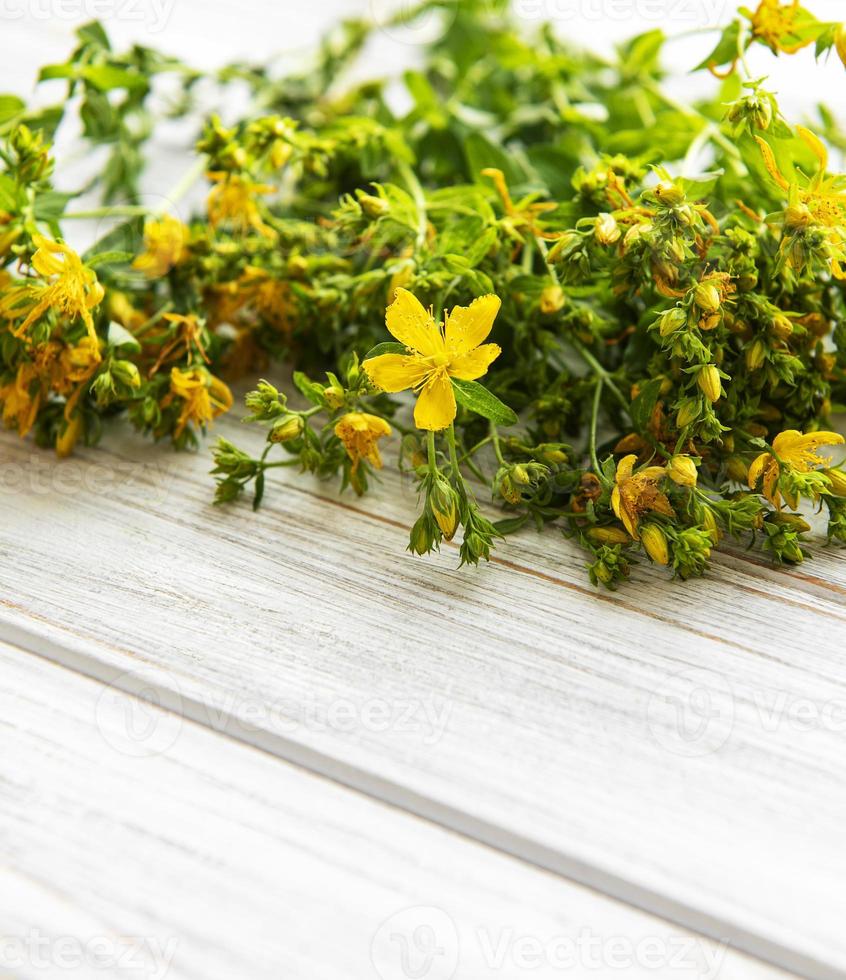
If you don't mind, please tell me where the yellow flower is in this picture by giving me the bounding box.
[749,0,816,54]
[611,454,674,538]
[0,363,41,436]
[836,24,846,68]
[334,412,392,471]
[207,172,276,239]
[165,366,233,438]
[132,215,189,279]
[748,429,845,508]
[756,127,846,278]
[363,288,502,431]
[3,236,104,344]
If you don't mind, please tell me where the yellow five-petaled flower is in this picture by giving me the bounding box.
[363,288,502,431]
[748,429,844,509]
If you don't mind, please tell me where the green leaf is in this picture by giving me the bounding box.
[464,132,523,186]
[0,174,18,212]
[292,370,326,407]
[86,250,134,268]
[107,321,141,353]
[38,64,77,83]
[694,21,741,72]
[76,20,111,50]
[630,377,664,435]
[81,65,146,92]
[0,94,24,125]
[363,342,407,359]
[451,378,518,426]
[34,191,76,222]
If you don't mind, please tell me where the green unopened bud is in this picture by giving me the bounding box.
[770,512,812,533]
[676,398,701,428]
[511,464,530,485]
[112,359,141,389]
[658,307,687,337]
[356,190,389,218]
[771,314,793,340]
[640,524,669,565]
[409,516,436,556]
[539,284,566,314]
[269,415,303,443]
[323,381,345,410]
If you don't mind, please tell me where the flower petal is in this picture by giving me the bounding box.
[364,353,429,393]
[414,371,456,431]
[444,294,502,355]
[616,454,637,484]
[448,343,501,381]
[747,452,770,489]
[386,288,442,356]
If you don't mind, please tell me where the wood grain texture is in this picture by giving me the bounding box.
[0,639,784,980]
[1,414,844,978]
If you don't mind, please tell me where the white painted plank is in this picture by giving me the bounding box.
[0,640,783,980]
[0,419,844,978]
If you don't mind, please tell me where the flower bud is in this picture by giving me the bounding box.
[701,506,720,544]
[429,475,460,540]
[269,415,303,443]
[511,464,531,485]
[746,339,766,371]
[539,284,566,315]
[408,516,436,556]
[594,212,621,245]
[770,512,812,533]
[697,365,722,403]
[676,398,700,429]
[771,314,793,340]
[589,526,630,546]
[824,468,846,497]
[694,281,722,313]
[640,524,669,565]
[356,191,389,218]
[667,455,698,487]
[323,381,345,410]
[112,359,141,389]
[658,307,687,337]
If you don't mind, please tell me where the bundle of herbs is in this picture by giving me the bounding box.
[2,0,846,587]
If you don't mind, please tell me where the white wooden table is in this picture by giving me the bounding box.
[2,5,846,980]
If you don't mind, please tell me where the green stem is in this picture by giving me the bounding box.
[589,378,605,481]
[63,205,151,220]
[489,423,506,466]
[446,423,462,480]
[397,159,428,253]
[427,429,437,476]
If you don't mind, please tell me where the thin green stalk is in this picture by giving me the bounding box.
[589,378,605,480]
[397,159,428,253]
